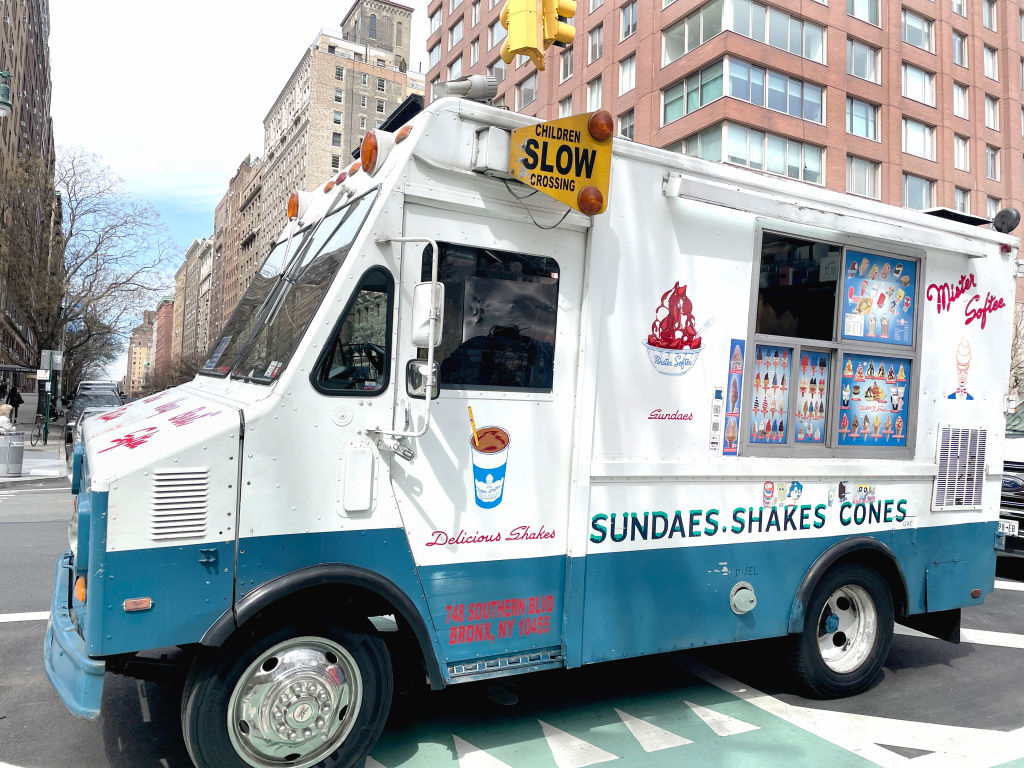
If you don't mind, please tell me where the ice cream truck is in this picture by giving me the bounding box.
[45,85,1020,768]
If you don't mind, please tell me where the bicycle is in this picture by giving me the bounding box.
[30,414,43,447]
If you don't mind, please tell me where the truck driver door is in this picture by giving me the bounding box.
[391,203,586,673]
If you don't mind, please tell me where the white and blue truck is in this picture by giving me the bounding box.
[45,87,1020,768]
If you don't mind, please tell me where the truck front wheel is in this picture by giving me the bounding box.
[790,563,894,698]
[181,620,392,768]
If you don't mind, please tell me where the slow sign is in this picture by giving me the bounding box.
[509,111,613,215]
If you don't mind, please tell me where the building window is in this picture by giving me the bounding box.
[470,38,479,64]
[517,72,538,108]
[619,109,635,140]
[953,0,966,16]
[488,57,506,82]
[360,115,367,129]
[489,19,506,48]
[847,156,880,198]
[335,66,345,81]
[376,119,384,128]
[1020,10,1024,40]
[331,154,341,171]
[335,88,344,104]
[362,73,368,85]
[397,21,403,44]
[592,0,604,9]
[334,110,343,124]
[983,0,996,30]
[712,122,822,183]
[589,24,603,62]
[902,63,935,106]
[588,76,603,110]
[986,145,1000,179]
[377,77,386,92]
[429,43,441,67]
[472,1,480,25]
[954,187,970,213]
[619,54,636,95]
[559,95,573,117]
[361,95,367,107]
[984,46,998,80]
[369,13,377,38]
[987,197,1000,218]
[450,18,464,46]
[663,60,723,122]
[847,38,880,82]
[954,135,970,170]
[846,97,879,139]
[952,31,967,67]
[430,7,441,32]
[448,56,462,79]
[902,118,935,160]
[561,47,574,81]
[953,82,968,118]
[903,173,934,209]
[621,1,637,39]
[848,0,878,25]
[332,132,342,147]
[727,59,822,122]
[452,0,464,9]
[376,99,386,113]
[901,10,933,52]
[985,95,999,129]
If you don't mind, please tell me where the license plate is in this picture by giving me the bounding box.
[999,518,1019,537]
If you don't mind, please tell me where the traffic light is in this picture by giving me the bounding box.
[542,0,576,50]
[500,0,546,70]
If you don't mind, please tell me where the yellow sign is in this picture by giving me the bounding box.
[509,111,612,215]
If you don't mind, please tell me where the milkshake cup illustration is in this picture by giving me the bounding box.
[470,426,511,508]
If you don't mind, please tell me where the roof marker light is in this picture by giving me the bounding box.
[577,186,604,216]
[587,110,614,142]
[396,125,413,144]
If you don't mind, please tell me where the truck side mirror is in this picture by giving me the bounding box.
[411,281,444,348]
[406,359,439,400]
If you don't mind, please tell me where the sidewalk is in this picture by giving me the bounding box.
[0,388,69,487]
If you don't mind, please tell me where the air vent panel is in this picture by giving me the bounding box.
[932,426,987,511]
[151,468,209,540]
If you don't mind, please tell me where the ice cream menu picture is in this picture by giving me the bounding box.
[749,344,791,444]
[838,353,911,448]
[841,251,917,347]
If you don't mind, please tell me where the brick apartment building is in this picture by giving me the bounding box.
[426,0,1024,218]
[125,311,156,398]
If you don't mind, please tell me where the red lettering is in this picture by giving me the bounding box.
[964,292,1005,329]
[926,274,976,314]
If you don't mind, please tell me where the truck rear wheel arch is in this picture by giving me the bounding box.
[201,564,444,689]
[788,537,908,634]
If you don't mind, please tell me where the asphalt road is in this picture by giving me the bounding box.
[3,487,1024,768]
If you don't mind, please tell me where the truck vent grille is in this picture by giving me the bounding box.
[151,469,209,540]
[933,426,987,511]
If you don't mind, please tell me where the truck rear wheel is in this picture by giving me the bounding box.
[181,620,392,768]
[790,563,894,698]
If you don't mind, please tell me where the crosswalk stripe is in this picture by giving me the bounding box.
[364,758,388,768]
[539,720,618,768]
[0,611,48,623]
[454,735,513,767]
[995,579,1024,592]
[614,708,692,751]
[896,623,1024,649]
[683,700,760,737]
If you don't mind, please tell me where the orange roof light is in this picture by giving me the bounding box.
[335,171,348,184]
[396,125,414,144]
[348,161,361,176]
[587,110,614,142]
[577,186,604,216]
[324,180,336,193]
[287,191,299,220]
[361,131,380,174]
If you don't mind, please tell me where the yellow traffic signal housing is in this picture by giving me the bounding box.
[542,0,576,49]
[500,0,546,70]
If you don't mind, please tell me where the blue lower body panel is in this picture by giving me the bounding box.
[43,550,104,718]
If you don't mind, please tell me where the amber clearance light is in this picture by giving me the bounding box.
[577,186,604,216]
[74,576,86,603]
[361,131,380,174]
[287,191,300,220]
[588,110,614,142]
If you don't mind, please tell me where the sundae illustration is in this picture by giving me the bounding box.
[948,337,974,400]
[643,282,709,375]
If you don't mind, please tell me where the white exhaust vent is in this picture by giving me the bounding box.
[932,426,987,511]
[151,468,209,540]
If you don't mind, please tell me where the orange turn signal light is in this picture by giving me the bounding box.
[396,125,413,144]
[361,131,380,174]
[74,576,86,604]
[287,191,299,220]
[348,161,361,176]
[123,597,153,612]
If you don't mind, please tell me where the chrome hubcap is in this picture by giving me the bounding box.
[816,584,877,674]
[228,636,362,768]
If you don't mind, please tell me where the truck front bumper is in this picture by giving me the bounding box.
[43,549,104,718]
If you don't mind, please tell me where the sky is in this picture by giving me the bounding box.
[50,0,430,253]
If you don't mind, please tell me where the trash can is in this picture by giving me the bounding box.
[0,431,24,476]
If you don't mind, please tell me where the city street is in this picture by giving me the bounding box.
[4,486,1024,768]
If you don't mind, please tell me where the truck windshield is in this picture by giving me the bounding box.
[1008,407,1024,436]
[199,226,311,376]
[232,188,378,383]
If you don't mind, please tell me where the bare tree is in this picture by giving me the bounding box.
[0,148,174,393]
[147,351,202,394]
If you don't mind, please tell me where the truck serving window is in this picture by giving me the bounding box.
[746,232,919,455]
[313,268,393,394]
[423,244,559,392]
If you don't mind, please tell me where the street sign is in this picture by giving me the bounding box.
[36,369,48,380]
[40,349,62,370]
[508,111,612,215]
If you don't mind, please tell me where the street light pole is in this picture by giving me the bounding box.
[0,70,12,119]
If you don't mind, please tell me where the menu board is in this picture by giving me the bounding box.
[838,353,911,447]
[749,344,791,444]
[723,339,744,456]
[841,251,917,347]
[795,351,829,444]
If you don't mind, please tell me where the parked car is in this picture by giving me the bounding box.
[1001,405,1024,556]
[65,404,120,461]
[64,391,122,445]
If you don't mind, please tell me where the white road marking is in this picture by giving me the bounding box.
[895,624,1024,649]
[680,657,1024,768]
[454,735,514,767]
[0,611,48,623]
[539,720,618,768]
[365,758,388,768]
[136,679,151,723]
[683,699,759,737]
[614,708,692,751]
[995,579,1024,592]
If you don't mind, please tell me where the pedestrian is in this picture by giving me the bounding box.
[0,381,8,401]
[6,386,23,423]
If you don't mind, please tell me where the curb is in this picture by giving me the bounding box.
[0,475,69,490]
